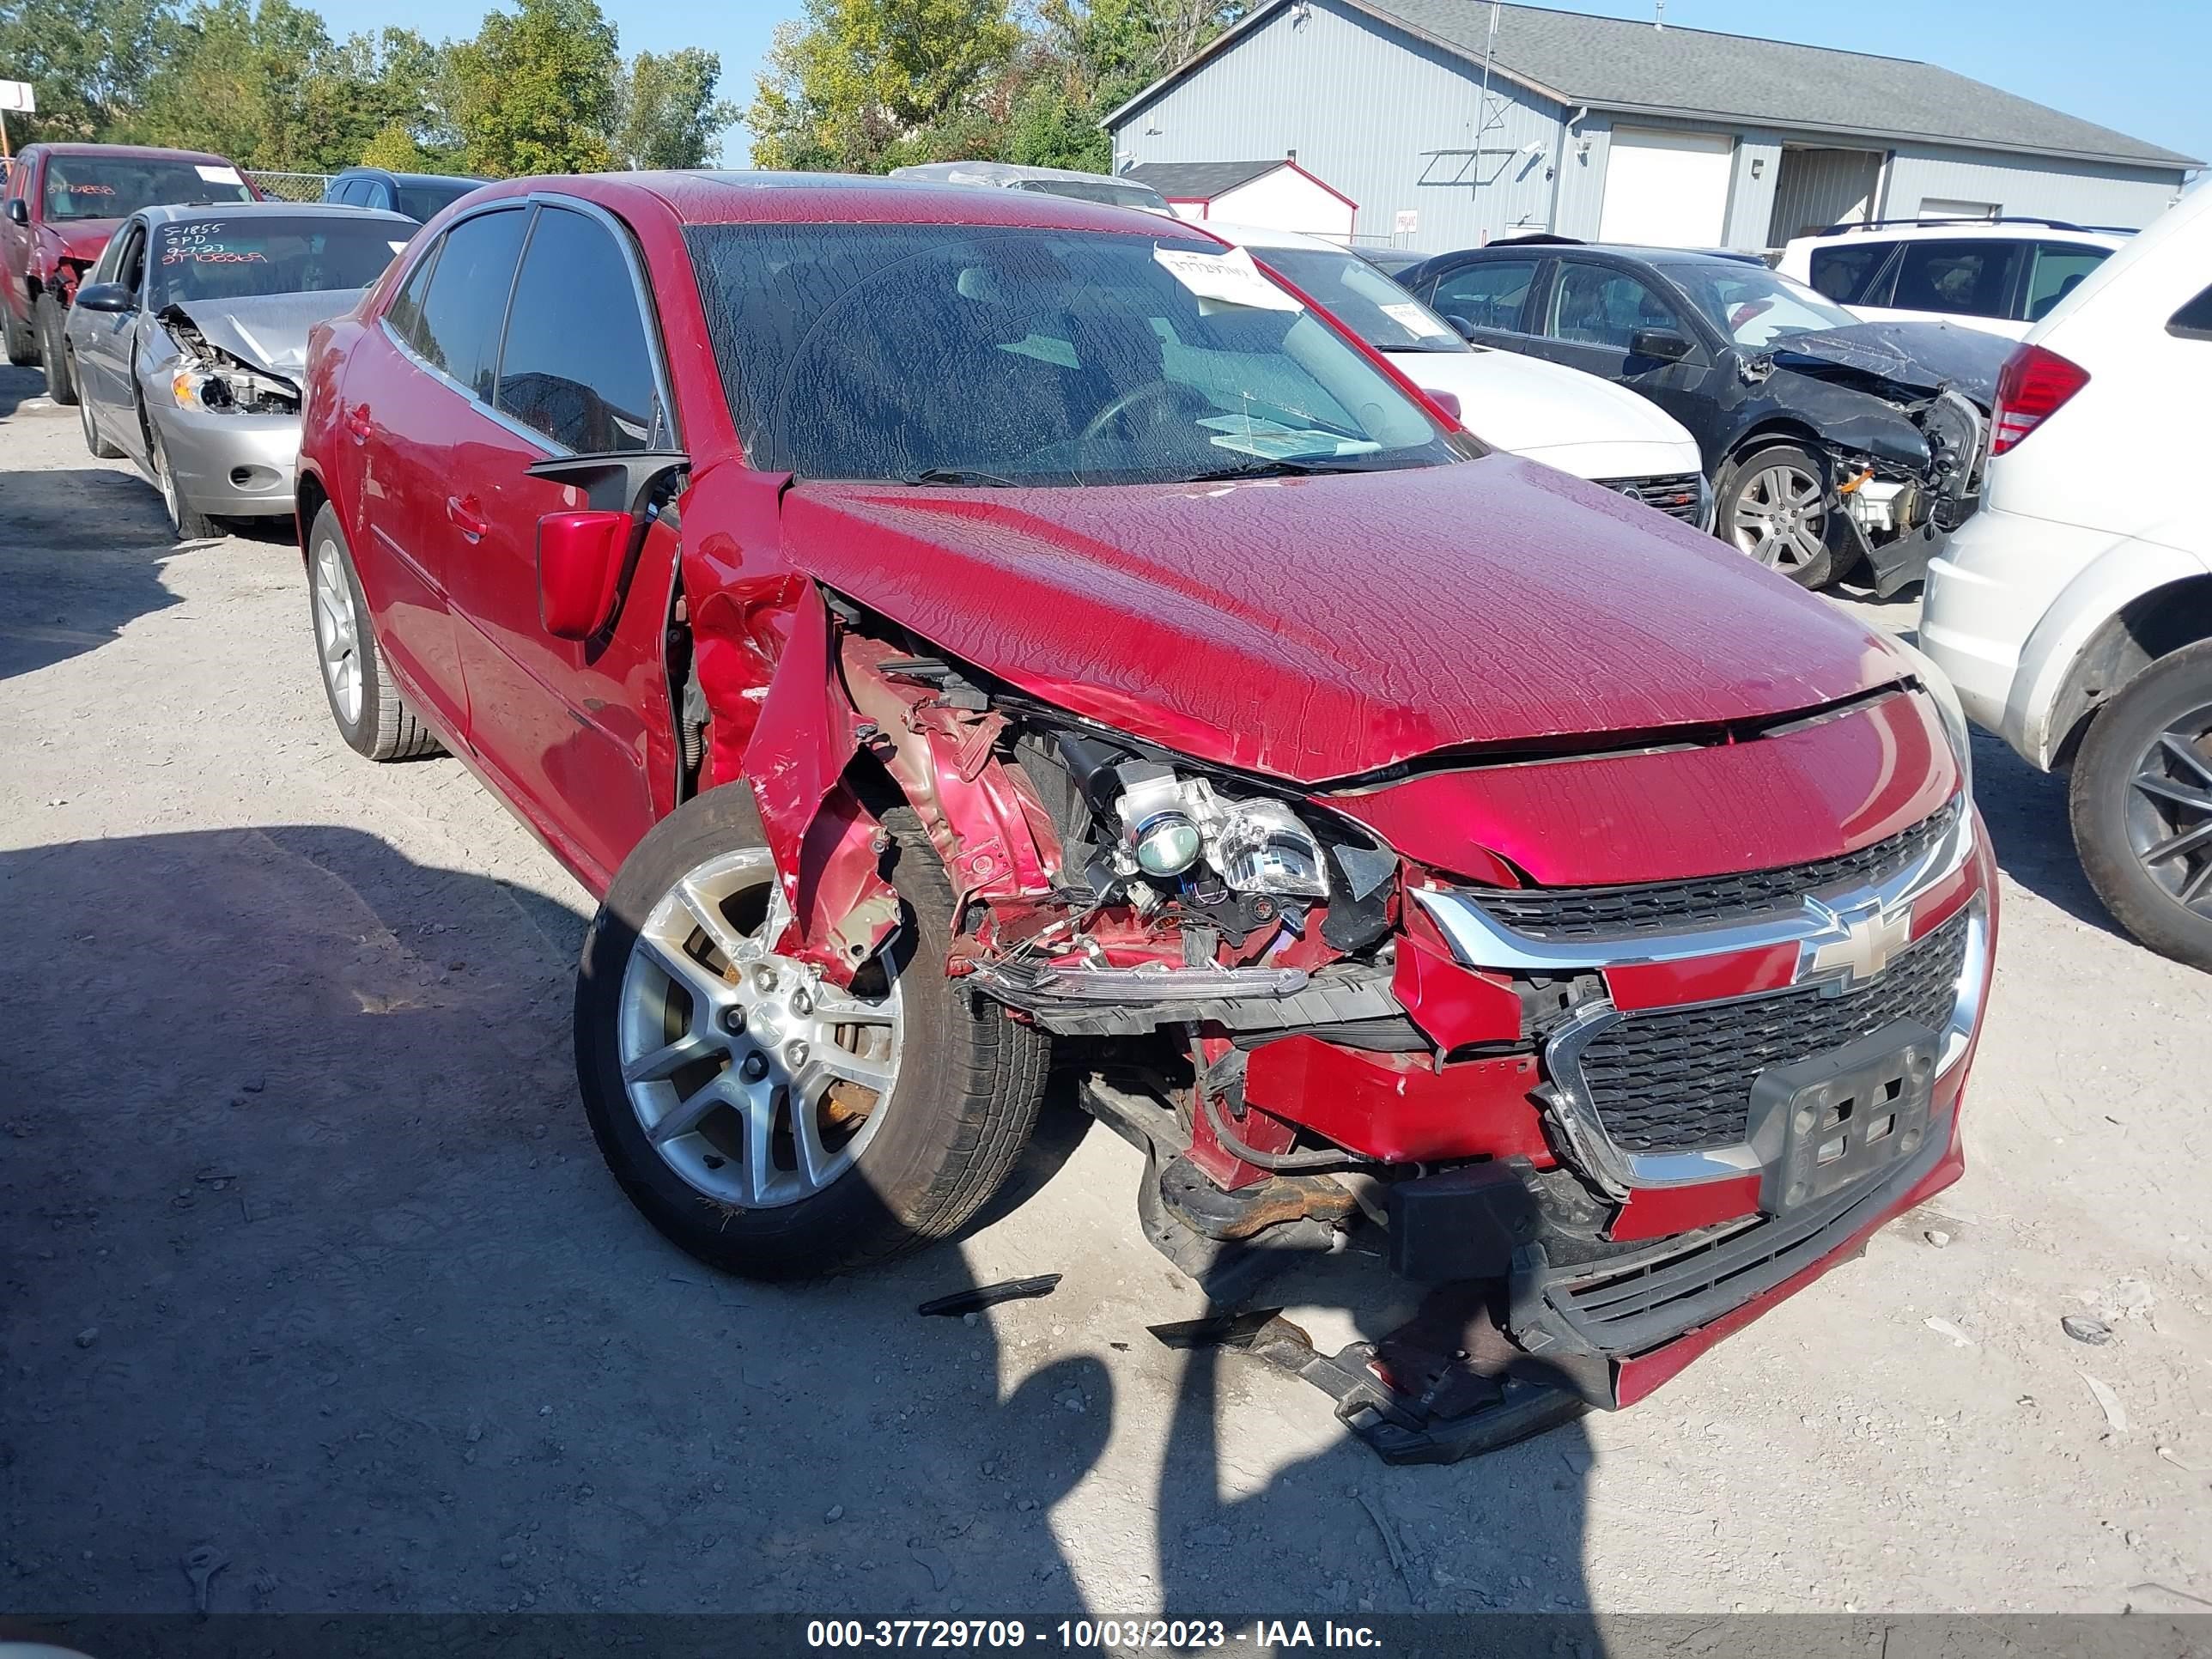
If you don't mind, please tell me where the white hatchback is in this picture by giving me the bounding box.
[1778,219,2130,341]
[1212,222,1711,527]
[1919,187,2212,967]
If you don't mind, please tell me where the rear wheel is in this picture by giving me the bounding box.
[575,790,1050,1279]
[1717,443,1833,588]
[307,501,442,761]
[35,294,76,405]
[2071,641,2212,971]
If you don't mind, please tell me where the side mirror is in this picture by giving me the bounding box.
[537,510,630,640]
[1420,387,1462,423]
[73,282,135,314]
[1630,327,1694,362]
[1444,313,1480,342]
[5,199,29,227]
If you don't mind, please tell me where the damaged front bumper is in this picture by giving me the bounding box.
[150,403,303,519]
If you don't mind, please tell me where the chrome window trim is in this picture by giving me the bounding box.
[1408,801,1973,975]
[1540,899,1988,1200]
[372,191,681,462]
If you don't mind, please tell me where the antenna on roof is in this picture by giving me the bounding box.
[1654,0,1665,27]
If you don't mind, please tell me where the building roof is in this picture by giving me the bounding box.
[1108,0,2201,171]
[1123,160,1288,199]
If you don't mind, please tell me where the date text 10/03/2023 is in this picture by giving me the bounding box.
[805,1620,1386,1650]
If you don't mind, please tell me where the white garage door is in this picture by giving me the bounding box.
[1599,128,1735,246]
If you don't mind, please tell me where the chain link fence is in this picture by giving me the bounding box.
[246,170,332,203]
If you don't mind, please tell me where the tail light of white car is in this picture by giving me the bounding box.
[1990,343,2090,456]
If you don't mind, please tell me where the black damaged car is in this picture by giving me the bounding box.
[1397,239,2012,593]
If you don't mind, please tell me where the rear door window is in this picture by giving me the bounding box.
[1428,258,1538,332]
[1887,239,2027,319]
[1808,241,1891,303]
[1545,262,1683,349]
[494,205,663,453]
[2023,241,2111,323]
[410,207,526,402]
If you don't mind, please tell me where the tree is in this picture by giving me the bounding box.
[610,46,736,170]
[128,0,348,170]
[746,0,1018,173]
[0,0,170,141]
[445,0,618,177]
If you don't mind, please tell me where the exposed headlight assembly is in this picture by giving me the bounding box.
[1110,764,1329,898]
[171,364,299,415]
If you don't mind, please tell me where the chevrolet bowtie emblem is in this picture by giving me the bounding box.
[1801,896,1912,988]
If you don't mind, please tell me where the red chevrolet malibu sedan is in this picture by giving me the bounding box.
[295,173,1995,1458]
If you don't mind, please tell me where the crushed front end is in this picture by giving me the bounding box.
[758,603,1994,1458]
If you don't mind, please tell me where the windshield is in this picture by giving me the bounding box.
[43,155,254,222]
[395,179,477,222]
[1662,262,1859,346]
[153,217,405,306]
[1257,246,1466,353]
[686,223,1464,487]
[1016,179,1172,215]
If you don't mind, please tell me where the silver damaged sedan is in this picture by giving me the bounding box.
[64,202,417,538]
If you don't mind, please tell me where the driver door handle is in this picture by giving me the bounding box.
[446,495,488,543]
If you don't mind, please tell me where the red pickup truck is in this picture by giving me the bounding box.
[3,142,258,403]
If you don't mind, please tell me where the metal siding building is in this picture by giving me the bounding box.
[1105,0,2198,255]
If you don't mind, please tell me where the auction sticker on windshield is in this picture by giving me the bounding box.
[1382,301,1455,339]
[1154,245,1302,313]
[195,165,244,186]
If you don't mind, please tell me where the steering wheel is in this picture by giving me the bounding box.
[1081,380,1202,442]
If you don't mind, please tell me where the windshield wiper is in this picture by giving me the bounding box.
[899,466,1020,487]
[1180,457,1383,483]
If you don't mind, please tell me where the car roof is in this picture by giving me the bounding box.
[1788,221,2129,246]
[32,143,240,164]
[460,170,1199,239]
[1200,220,1344,253]
[337,167,485,187]
[1434,242,1756,270]
[134,201,415,228]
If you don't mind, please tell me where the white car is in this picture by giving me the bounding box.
[1920,186,2212,968]
[1212,222,1710,525]
[888,160,1172,216]
[1777,217,2130,341]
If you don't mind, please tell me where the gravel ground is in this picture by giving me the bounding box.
[3,360,2209,1619]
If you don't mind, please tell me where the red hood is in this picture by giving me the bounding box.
[781,453,1903,784]
[43,219,120,265]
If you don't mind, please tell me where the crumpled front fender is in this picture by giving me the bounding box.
[738,582,901,986]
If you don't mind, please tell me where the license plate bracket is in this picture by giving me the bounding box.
[1751,1019,1939,1214]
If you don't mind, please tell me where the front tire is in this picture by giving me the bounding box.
[2070,641,2212,971]
[307,501,443,761]
[148,422,217,539]
[1717,442,1833,588]
[76,369,124,458]
[4,303,38,368]
[35,294,76,405]
[575,790,1050,1279]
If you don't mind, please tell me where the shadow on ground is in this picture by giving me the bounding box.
[0,826,1106,1613]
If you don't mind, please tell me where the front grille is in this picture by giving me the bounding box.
[1574,908,1972,1153]
[1542,1121,1944,1357]
[1597,471,1705,522]
[1474,799,1959,943]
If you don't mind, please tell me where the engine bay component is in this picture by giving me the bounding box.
[161,306,301,415]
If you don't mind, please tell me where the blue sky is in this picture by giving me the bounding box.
[309,0,2211,168]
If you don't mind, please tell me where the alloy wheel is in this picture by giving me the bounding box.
[2126,709,2212,914]
[76,386,98,452]
[1730,462,1826,573]
[312,537,364,726]
[617,847,904,1208]
[153,431,182,531]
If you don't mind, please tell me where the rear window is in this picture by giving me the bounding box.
[43,155,254,221]
[1428,260,1536,332]
[685,222,1461,486]
[396,179,477,222]
[151,216,404,306]
[1807,242,1890,303]
[2171,283,2212,342]
[1888,239,2027,319]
